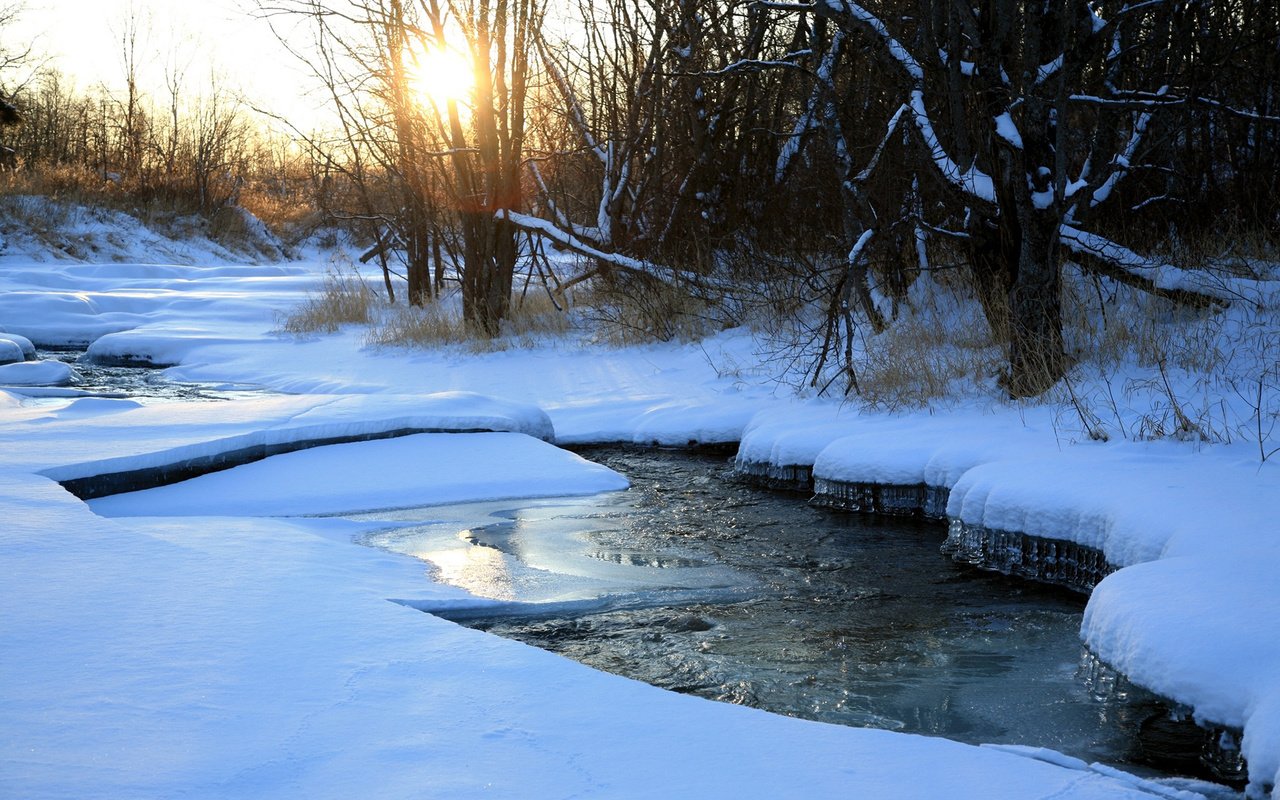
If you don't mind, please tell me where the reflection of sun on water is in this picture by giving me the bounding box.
[416,539,518,601]
[408,46,474,111]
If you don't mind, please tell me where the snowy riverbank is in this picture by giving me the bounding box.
[1,249,1277,798]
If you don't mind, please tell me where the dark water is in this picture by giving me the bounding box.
[360,446,1182,774]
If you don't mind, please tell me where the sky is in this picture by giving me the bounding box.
[8,0,331,128]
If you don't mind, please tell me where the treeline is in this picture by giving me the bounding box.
[7,69,271,211]
[0,6,316,234]
[4,0,1279,397]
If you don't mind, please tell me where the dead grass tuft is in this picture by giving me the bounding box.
[367,300,469,347]
[279,263,376,334]
[853,280,1000,408]
[367,288,574,350]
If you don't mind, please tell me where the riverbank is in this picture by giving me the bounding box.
[1,251,1276,798]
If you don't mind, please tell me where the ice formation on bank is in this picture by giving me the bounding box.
[732,408,1280,796]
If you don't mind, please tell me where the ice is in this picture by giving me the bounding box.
[732,457,813,490]
[943,519,1115,592]
[812,477,947,518]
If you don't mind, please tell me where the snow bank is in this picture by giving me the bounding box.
[23,391,554,490]
[733,404,1280,794]
[0,395,1175,800]
[1085,557,1280,798]
[0,359,76,386]
[0,195,286,267]
[946,442,1279,568]
[0,331,36,358]
[948,445,1280,796]
[803,405,1060,489]
[735,402,854,469]
[0,337,21,364]
[90,432,628,517]
[0,467,1189,800]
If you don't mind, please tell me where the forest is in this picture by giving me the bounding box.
[2,0,1279,400]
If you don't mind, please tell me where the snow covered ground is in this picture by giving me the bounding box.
[1,220,1277,798]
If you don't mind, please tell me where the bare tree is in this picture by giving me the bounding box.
[1,1,31,153]
[759,0,1251,396]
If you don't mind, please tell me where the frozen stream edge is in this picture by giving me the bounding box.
[736,455,1255,791]
[58,422,1253,790]
[4,362,1272,797]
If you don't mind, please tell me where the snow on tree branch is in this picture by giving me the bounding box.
[853,103,908,184]
[820,0,922,81]
[535,37,606,165]
[911,90,996,205]
[683,55,811,78]
[775,31,845,183]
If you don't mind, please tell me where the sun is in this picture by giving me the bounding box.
[408,45,475,111]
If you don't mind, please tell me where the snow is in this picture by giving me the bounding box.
[0,337,21,364]
[90,432,628,517]
[499,209,730,292]
[1,224,1278,797]
[0,330,36,360]
[995,112,1024,149]
[1058,226,1264,302]
[912,90,998,204]
[0,358,76,386]
[741,416,1280,797]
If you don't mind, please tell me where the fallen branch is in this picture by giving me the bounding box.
[1060,226,1227,308]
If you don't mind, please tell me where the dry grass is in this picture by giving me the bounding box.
[367,288,574,350]
[278,264,376,334]
[579,270,724,345]
[238,183,319,237]
[208,205,287,259]
[0,163,315,248]
[1054,254,1280,447]
[852,280,1001,408]
[366,299,469,347]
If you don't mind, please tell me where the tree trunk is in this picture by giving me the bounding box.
[966,213,1018,341]
[406,220,431,304]
[1005,211,1066,398]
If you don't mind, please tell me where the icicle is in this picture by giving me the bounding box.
[733,459,813,492]
[811,479,948,519]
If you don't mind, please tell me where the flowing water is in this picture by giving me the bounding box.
[357,446,1185,775]
[30,349,267,403]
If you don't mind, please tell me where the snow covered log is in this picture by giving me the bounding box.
[1060,226,1230,308]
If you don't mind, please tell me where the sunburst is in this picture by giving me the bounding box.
[407,45,474,112]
